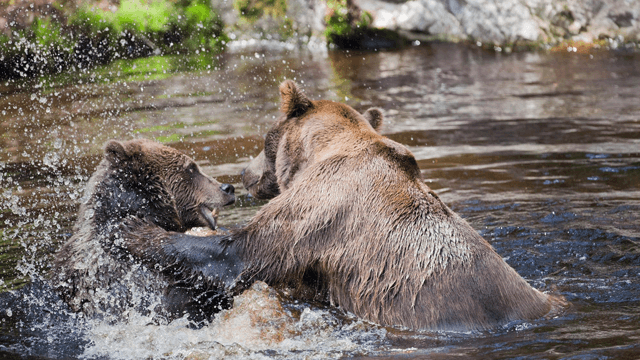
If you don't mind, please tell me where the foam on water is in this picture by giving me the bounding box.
[81,281,388,359]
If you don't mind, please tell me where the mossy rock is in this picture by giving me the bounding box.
[324,0,407,50]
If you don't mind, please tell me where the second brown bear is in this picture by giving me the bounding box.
[52,139,241,324]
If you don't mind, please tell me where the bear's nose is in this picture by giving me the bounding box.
[220,183,235,195]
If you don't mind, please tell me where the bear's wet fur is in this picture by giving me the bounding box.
[238,80,565,331]
[51,139,238,323]
[118,82,564,331]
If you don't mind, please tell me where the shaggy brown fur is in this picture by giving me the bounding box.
[51,139,239,323]
[116,82,563,331]
[238,80,564,331]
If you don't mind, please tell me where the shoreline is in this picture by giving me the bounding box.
[1,0,639,81]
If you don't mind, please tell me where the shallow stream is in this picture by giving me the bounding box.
[1,43,639,359]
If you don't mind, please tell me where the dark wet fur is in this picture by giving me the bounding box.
[51,139,237,324]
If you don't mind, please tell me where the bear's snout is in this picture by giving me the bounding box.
[219,184,235,206]
[220,183,235,195]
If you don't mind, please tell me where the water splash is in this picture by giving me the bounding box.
[82,282,387,360]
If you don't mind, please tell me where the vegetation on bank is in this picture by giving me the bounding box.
[0,0,227,80]
[7,0,627,82]
[233,0,294,41]
[230,0,403,48]
[0,0,406,81]
[323,0,405,49]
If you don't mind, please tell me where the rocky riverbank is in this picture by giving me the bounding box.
[354,0,640,51]
[1,0,638,79]
[224,0,639,50]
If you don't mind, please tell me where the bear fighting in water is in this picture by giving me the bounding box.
[119,81,564,331]
[52,139,241,323]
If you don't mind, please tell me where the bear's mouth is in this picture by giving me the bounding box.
[199,205,219,230]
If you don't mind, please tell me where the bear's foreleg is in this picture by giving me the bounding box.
[117,217,245,292]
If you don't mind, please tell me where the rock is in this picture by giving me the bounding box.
[210,0,239,31]
[215,0,326,41]
[286,0,327,37]
[457,0,542,43]
[354,0,545,44]
[356,0,462,37]
[211,281,295,346]
[351,0,640,47]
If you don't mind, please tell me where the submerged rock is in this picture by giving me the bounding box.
[212,281,296,346]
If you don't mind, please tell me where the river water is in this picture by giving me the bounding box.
[1,42,639,359]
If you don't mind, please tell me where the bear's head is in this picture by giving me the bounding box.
[242,80,384,199]
[99,139,235,232]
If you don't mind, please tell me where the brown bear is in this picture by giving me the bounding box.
[51,139,241,324]
[239,80,565,331]
[120,81,564,331]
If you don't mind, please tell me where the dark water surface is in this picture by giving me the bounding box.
[1,43,639,359]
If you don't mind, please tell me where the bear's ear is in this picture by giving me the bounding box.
[279,80,312,118]
[363,108,383,131]
[104,140,129,164]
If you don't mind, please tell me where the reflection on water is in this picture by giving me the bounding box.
[1,43,639,358]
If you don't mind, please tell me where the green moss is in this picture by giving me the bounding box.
[168,0,227,51]
[69,0,221,43]
[278,17,295,40]
[117,0,173,33]
[235,0,287,21]
[1,0,227,80]
[325,0,351,40]
[134,120,222,143]
[37,51,221,90]
[32,18,73,50]
[324,2,404,49]
[185,1,212,25]
[69,5,117,34]
[233,0,294,40]
[155,133,182,143]
[108,56,176,80]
